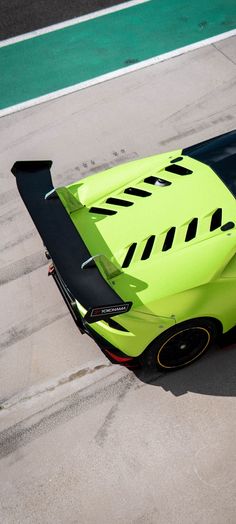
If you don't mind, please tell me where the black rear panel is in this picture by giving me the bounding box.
[183,129,236,197]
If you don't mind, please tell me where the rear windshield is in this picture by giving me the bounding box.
[183,130,236,197]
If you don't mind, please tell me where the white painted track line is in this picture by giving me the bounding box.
[0,0,150,48]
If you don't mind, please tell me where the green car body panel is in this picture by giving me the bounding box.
[11,131,236,361]
[55,148,236,358]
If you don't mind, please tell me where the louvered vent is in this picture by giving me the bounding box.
[162,227,176,251]
[185,218,198,242]
[141,235,155,260]
[221,221,234,231]
[165,164,192,175]
[170,157,183,163]
[210,208,222,231]
[144,176,171,187]
[124,187,151,197]
[122,243,137,268]
[106,197,133,207]
[89,207,117,215]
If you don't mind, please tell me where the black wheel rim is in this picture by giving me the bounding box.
[157,327,210,369]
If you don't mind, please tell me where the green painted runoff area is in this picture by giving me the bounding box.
[1,0,236,110]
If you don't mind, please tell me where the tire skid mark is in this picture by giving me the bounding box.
[159,77,236,126]
[0,371,133,459]
[0,188,17,206]
[0,171,8,179]
[95,373,135,446]
[0,304,68,353]
[1,119,66,152]
[0,251,47,286]
[0,207,22,225]
[0,229,36,251]
[55,151,138,184]
[3,363,112,409]
[160,113,236,145]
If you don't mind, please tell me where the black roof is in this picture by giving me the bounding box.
[183,129,236,197]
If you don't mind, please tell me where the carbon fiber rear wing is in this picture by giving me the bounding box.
[11,161,132,321]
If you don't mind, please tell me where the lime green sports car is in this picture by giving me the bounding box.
[12,130,236,370]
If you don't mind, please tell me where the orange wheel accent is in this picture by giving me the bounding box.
[157,327,210,369]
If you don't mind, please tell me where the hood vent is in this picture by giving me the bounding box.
[144,176,171,187]
[221,221,234,231]
[122,242,137,268]
[124,187,151,197]
[185,218,198,242]
[170,156,183,163]
[210,208,222,231]
[141,235,156,260]
[121,236,155,269]
[162,227,176,251]
[165,164,192,175]
[120,208,226,270]
[89,207,117,215]
[106,197,133,207]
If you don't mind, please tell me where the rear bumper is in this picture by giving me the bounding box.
[50,263,136,366]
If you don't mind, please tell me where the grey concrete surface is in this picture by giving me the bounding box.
[0,37,236,523]
[1,347,236,524]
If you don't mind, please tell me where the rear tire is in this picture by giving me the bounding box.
[141,318,220,371]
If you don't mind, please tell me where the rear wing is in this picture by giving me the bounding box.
[11,161,132,321]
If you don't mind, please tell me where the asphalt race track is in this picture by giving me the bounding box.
[0,2,236,523]
[0,0,132,39]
